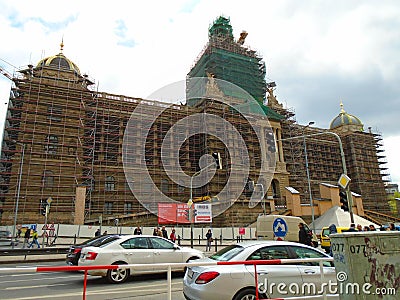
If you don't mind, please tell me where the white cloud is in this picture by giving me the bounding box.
[0,0,398,186]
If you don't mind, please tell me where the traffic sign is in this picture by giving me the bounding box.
[273,217,288,238]
[46,197,52,205]
[187,199,193,208]
[338,174,351,189]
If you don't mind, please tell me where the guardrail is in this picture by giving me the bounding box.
[0,257,333,300]
[0,247,68,256]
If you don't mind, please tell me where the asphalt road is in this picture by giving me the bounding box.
[0,261,186,300]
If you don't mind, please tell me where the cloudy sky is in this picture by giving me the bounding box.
[0,0,399,185]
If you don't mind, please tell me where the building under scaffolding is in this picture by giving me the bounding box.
[0,16,393,227]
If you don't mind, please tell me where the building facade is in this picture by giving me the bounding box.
[0,17,392,226]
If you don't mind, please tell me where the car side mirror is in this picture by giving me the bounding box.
[173,244,180,250]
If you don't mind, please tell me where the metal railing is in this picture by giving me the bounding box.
[0,257,334,300]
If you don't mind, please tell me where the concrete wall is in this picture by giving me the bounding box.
[0,224,255,240]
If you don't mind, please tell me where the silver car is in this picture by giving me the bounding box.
[183,240,337,300]
[79,235,205,283]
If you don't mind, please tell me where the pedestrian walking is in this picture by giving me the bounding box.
[206,229,213,252]
[298,223,312,246]
[95,229,101,237]
[23,227,31,248]
[28,229,40,248]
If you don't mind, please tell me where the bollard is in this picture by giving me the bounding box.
[220,235,222,245]
[73,234,76,244]
[214,238,218,252]
[177,235,181,246]
[198,235,201,244]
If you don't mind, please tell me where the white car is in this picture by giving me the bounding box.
[79,235,204,283]
[183,240,337,300]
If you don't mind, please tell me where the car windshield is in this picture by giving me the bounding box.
[92,236,121,247]
[209,245,244,261]
[76,235,119,247]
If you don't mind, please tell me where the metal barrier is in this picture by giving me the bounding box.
[0,257,334,300]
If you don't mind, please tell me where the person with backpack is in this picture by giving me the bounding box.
[28,229,40,248]
[23,227,31,248]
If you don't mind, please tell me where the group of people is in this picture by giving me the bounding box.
[134,225,213,251]
[94,229,108,237]
[151,226,177,243]
[22,227,40,248]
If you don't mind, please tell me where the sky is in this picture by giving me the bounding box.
[0,0,399,186]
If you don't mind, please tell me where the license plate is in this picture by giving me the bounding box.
[187,269,194,279]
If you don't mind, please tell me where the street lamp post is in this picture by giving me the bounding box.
[12,142,25,249]
[303,122,315,233]
[189,162,215,248]
[278,130,354,226]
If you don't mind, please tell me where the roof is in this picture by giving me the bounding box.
[330,102,363,130]
[36,52,81,75]
[36,41,80,75]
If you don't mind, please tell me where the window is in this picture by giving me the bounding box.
[149,237,175,249]
[177,180,185,193]
[121,237,149,249]
[247,246,290,260]
[47,105,62,122]
[124,202,132,214]
[44,135,58,154]
[42,170,54,188]
[105,176,115,191]
[125,180,134,191]
[291,246,332,267]
[104,202,113,214]
[161,179,169,194]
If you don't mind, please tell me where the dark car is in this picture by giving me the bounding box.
[66,234,121,265]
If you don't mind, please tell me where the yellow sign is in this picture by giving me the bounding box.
[338,174,351,189]
[193,196,211,203]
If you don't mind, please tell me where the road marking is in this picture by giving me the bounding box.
[6,282,183,299]
[1,274,82,284]
[5,282,74,290]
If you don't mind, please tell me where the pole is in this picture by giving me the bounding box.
[303,135,315,233]
[189,162,216,248]
[278,130,354,224]
[12,143,25,249]
[42,207,48,247]
[302,122,315,234]
[190,175,194,248]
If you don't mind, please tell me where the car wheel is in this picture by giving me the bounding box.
[233,288,256,300]
[106,262,130,284]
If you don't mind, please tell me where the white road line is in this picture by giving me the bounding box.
[4,282,183,300]
[5,282,73,290]
[1,274,82,284]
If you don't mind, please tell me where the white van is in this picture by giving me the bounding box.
[256,215,318,246]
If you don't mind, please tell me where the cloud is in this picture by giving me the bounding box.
[0,0,398,185]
